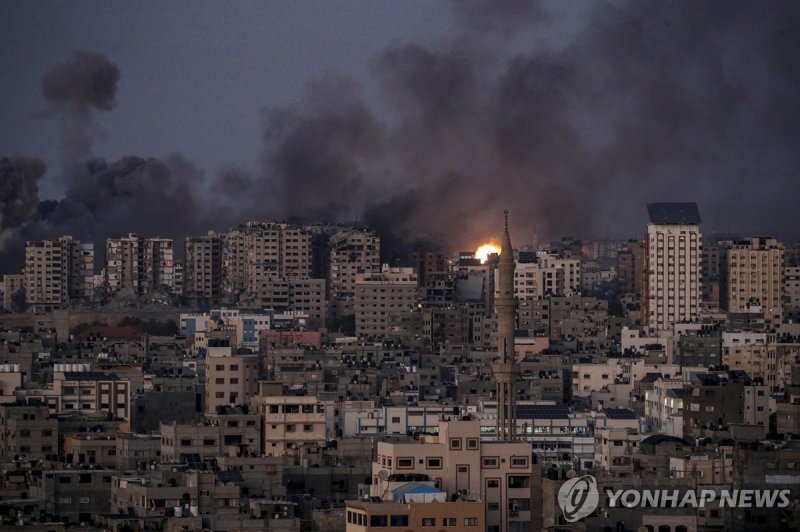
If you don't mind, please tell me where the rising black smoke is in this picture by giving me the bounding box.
[0,52,205,273]
[234,0,800,254]
[41,51,120,164]
[2,1,800,272]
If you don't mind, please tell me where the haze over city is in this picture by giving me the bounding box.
[3,4,800,530]
[2,0,800,275]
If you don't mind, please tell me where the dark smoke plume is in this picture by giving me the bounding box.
[232,0,800,256]
[0,157,46,248]
[4,1,800,272]
[41,51,120,163]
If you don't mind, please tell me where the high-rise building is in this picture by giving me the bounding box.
[721,237,784,316]
[329,228,381,297]
[616,241,645,297]
[355,265,417,337]
[24,235,94,312]
[223,221,313,304]
[644,203,702,333]
[494,211,519,441]
[105,234,175,295]
[185,232,224,307]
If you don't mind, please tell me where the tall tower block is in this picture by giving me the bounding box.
[494,210,519,440]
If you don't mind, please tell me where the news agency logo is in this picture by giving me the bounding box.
[558,474,600,522]
[557,473,793,523]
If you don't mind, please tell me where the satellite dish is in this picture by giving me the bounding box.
[377,470,388,481]
[565,469,576,479]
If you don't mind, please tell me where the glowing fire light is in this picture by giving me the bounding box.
[475,242,501,263]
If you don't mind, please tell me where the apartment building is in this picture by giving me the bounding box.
[0,403,57,459]
[371,418,533,532]
[105,234,175,295]
[682,371,770,441]
[184,232,224,306]
[330,228,381,302]
[2,273,24,310]
[17,367,133,421]
[345,498,485,532]
[644,378,685,437]
[160,409,261,462]
[644,203,702,333]
[355,265,417,338]
[260,395,327,460]
[204,342,259,415]
[616,241,645,297]
[24,235,94,311]
[721,237,784,316]
[224,221,313,301]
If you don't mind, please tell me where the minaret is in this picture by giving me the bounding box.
[494,210,519,440]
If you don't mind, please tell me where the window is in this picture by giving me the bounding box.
[390,515,409,526]
[450,438,461,450]
[488,502,499,511]
[180,439,192,447]
[397,458,413,469]
[421,517,436,527]
[215,365,224,371]
[508,476,529,488]
[467,438,478,449]
[369,515,388,527]
[203,439,215,446]
[426,457,442,469]
[444,517,457,526]
[483,457,498,468]
[286,424,296,432]
[465,517,478,526]
[487,479,499,488]
[391,416,401,423]
[303,424,313,432]
[511,457,527,467]
[215,378,224,385]
[230,378,239,384]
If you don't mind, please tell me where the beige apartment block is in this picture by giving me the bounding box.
[355,265,417,338]
[25,235,94,311]
[2,273,24,310]
[204,342,259,415]
[345,499,485,532]
[224,221,313,297]
[105,234,175,295]
[160,409,261,462]
[370,419,533,532]
[330,228,381,298]
[723,237,784,316]
[184,232,224,306]
[261,395,327,461]
[0,403,57,459]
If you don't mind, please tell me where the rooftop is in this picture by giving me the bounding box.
[647,203,701,225]
[603,408,637,420]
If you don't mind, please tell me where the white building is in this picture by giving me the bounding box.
[644,203,702,333]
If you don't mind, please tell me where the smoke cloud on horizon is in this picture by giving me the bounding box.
[1,1,799,272]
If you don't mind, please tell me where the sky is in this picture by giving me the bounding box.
[1,0,799,272]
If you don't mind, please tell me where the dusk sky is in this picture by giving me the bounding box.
[2,0,799,271]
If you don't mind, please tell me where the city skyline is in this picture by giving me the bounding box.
[2,1,800,274]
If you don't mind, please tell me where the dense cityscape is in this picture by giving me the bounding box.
[3,1,800,531]
[0,202,799,531]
